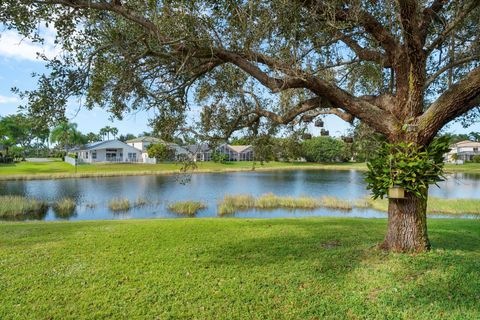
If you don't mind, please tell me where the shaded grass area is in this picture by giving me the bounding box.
[0,195,48,219]
[0,160,367,180]
[168,201,206,215]
[0,218,478,319]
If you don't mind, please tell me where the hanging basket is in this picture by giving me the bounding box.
[320,129,329,136]
[302,133,312,140]
[388,186,405,199]
[314,119,324,127]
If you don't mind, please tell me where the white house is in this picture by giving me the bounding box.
[72,140,142,163]
[186,143,254,162]
[446,140,480,163]
[217,144,255,161]
[126,136,189,163]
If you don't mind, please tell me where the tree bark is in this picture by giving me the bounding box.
[381,190,430,252]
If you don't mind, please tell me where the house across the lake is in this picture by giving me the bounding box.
[445,140,480,163]
[72,140,142,163]
[126,136,189,163]
[186,143,254,162]
[69,137,254,164]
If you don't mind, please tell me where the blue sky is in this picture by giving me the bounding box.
[0,28,478,137]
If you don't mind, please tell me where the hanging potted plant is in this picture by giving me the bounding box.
[388,169,405,199]
[365,137,450,201]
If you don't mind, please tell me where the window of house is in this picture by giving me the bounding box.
[92,151,97,159]
[85,151,88,159]
[474,147,478,152]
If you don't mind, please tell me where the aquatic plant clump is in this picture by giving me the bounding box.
[108,198,132,212]
[53,198,76,218]
[167,201,206,216]
[0,195,48,218]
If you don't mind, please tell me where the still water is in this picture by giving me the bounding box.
[1,170,479,221]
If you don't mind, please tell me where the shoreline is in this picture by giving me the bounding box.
[0,161,478,181]
[0,163,366,181]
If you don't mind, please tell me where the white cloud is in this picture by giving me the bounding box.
[0,28,60,62]
[0,95,18,104]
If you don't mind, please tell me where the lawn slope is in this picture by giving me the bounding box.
[0,218,479,319]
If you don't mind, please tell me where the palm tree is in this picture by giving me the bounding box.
[110,127,118,139]
[50,122,84,150]
[99,127,108,140]
[86,132,101,143]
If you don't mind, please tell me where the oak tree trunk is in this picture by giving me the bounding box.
[380,190,430,252]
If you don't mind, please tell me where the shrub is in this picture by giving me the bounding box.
[472,155,480,163]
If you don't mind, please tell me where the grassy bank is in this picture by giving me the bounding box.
[0,218,478,319]
[1,160,480,181]
[0,160,366,180]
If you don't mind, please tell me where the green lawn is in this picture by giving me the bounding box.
[0,160,367,180]
[0,218,478,319]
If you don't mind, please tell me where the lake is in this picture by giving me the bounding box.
[1,169,480,221]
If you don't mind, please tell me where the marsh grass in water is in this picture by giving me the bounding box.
[320,196,353,210]
[217,194,480,216]
[53,198,76,218]
[134,197,149,207]
[0,195,48,219]
[364,197,480,215]
[108,198,131,212]
[168,201,206,216]
[218,193,352,215]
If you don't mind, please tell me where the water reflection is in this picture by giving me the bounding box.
[0,169,479,221]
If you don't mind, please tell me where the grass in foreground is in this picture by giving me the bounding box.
[0,195,48,219]
[167,201,207,215]
[0,218,478,319]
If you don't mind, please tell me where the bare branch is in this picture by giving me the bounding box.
[425,55,480,88]
[425,0,480,54]
[419,66,480,140]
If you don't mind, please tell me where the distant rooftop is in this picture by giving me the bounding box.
[126,136,162,143]
[451,140,480,147]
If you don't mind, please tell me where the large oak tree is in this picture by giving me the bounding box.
[2,0,480,252]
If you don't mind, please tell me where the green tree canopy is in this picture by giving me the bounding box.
[302,137,349,163]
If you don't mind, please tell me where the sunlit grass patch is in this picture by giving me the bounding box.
[167,201,206,216]
[53,197,76,218]
[108,198,131,212]
[0,195,48,219]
